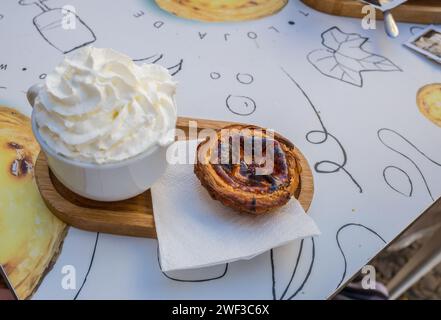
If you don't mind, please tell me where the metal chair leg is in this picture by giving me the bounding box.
[387,228,441,300]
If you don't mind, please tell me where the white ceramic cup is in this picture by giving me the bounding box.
[27,84,170,202]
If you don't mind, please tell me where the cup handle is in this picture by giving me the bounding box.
[26,84,42,108]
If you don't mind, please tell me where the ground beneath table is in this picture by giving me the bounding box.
[373,241,441,299]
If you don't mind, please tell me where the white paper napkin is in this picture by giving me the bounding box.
[151,141,320,272]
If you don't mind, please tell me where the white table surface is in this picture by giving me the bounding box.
[0,0,440,299]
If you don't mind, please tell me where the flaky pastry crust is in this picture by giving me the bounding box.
[194,125,301,215]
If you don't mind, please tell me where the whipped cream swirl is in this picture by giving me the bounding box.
[33,47,177,164]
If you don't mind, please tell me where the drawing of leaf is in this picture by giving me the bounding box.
[308,26,401,87]
[308,49,363,87]
[322,27,354,51]
[358,54,400,71]
[336,36,368,58]
[338,37,400,72]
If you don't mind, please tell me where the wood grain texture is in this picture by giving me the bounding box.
[301,0,441,24]
[35,117,314,238]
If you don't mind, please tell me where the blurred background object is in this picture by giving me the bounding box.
[337,201,441,300]
[0,269,16,300]
[301,0,441,24]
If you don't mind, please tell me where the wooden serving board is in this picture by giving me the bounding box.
[301,0,441,24]
[35,117,314,239]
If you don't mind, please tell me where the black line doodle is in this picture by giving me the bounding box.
[168,59,183,76]
[153,21,164,29]
[268,26,279,33]
[133,10,144,18]
[39,73,47,79]
[236,73,254,85]
[161,265,229,283]
[410,26,425,36]
[307,26,401,87]
[271,238,316,300]
[226,94,256,116]
[286,238,315,300]
[247,31,257,40]
[247,31,260,49]
[336,224,386,289]
[288,21,295,25]
[276,241,303,300]
[383,165,413,197]
[73,232,100,300]
[270,237,315,300]
[133,54,164,64]
[282,67,363,193]
[19,0,96,54]
[378,128,441,201]
[156,246,228,282]
[133,55,183,76]
[299,10,309,17]
[210,72,221,80]
[0,86,6,89]
[270,249,276,300]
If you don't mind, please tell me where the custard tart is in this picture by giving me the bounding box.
[417,83,441,128]
[194,125,301,214]
[155,0,288,22]
[0,106,66,299]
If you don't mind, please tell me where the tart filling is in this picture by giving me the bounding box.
[194,125,301,214]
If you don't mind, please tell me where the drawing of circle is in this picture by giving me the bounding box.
[236,73,254,85]
[247,31,258,40]
[155,0,288,22]
[210,72,221,80]
[39,73,47,80]
[226,95,256,116]
[416,83,441,128]
[306,130,327,144]
[383,166,413,197]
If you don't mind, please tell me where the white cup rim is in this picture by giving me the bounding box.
[31,110,163,169]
